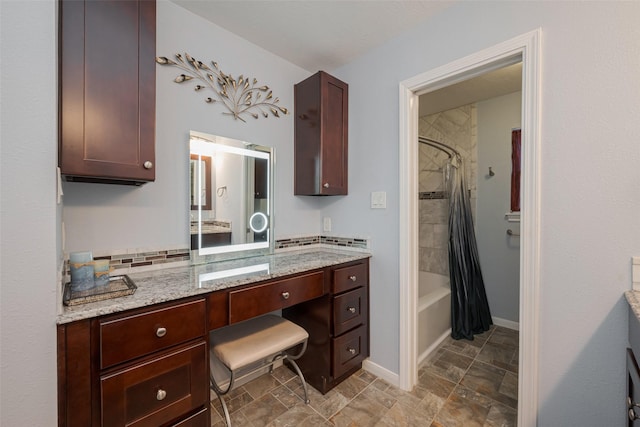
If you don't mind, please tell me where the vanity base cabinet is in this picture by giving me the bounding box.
[283,258,370,394]
[57,258,371,425]
[57,297,209,427]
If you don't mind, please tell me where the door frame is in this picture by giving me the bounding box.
[398,29,541,426]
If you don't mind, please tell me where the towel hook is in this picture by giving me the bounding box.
[488,167,495,177]
[216,186,227,197]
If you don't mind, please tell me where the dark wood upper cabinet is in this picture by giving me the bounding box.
[59,0,156,185]
[294,71,348,195]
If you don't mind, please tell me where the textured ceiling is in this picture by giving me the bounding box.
[170,0,455,72]
[170,1,521,113]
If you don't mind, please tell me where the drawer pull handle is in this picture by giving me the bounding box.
[349,275,357,282]
[347,347,356,355]
[156,389,167,401]
[347,307,356,313]
[630,408,640,421]
[156,327,167,338]
[282,291,290,300]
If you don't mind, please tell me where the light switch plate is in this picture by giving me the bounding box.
[323,217,332,232]
[371,191,386,209]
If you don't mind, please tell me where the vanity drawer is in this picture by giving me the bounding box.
[332,262,368,294]
[333,287,366,336]
[332,324,368,379]
[99,299,206,369]
[100,341,208,427]
[229,271,325,323]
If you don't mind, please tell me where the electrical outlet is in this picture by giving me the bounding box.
[323,217,332,232]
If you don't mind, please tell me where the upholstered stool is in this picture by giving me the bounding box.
[209,314,310,426]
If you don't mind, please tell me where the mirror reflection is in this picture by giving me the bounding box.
[189,131,273,259]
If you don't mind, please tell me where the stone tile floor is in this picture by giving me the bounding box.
[210,325,518,426]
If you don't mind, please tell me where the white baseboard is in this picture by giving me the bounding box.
[493,316,520,331]
[362,359,399,387]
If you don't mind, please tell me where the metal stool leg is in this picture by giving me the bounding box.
[284,358,310,404]
[217,392,232,427]
[210,369,235,427]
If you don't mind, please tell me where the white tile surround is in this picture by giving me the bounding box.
[418,104,477,275]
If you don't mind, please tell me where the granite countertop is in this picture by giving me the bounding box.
[189,224,231,235]
[626,290,640,321]
[58,247,371,324]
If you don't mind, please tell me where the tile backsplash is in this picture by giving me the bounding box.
[63,234,370,283]
[275,235,369,250]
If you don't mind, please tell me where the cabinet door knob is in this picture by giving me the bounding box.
[347,307,356,314]
[630,408,640,421]
[349,275,357,282]
[347,347,356,355]
[282,291,290,300]
[156,327,167,338]
[156,389,167,401]
[323,182,329,188]
[143,161,153,169]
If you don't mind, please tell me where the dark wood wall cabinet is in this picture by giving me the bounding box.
[58,259,369,426]
[59,0,156,185]
[294,71,348,196]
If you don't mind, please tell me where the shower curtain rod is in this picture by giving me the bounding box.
[418,136,462,159]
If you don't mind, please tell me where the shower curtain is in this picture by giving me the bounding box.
[446,156,493,340]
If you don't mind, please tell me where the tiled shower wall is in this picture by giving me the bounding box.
[418,104,477,276]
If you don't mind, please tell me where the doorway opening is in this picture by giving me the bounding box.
[416,62,522,362]
[398,29,541,427]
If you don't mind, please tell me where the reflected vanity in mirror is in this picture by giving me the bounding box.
[189,130,274,263]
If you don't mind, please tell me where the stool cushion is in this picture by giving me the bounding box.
[210,315,308,371]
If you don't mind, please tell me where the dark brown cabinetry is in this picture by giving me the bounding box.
[57,258,370,425]
[59,0,156,185]
[284,258,369,393]
[294,71,348,195]
[57,298,208,427]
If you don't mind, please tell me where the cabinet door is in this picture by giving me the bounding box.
[101,341,208,427]
[59,0,156,184]
[319,72,348,195]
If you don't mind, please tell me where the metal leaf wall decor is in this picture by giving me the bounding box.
[156,53,289,122]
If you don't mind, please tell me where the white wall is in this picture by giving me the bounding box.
[62,0,320,254]
[331,1,640,425]
[476,91,522,323]
[0,1,59,425]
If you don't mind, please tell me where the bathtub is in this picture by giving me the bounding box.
[417,271,451,366]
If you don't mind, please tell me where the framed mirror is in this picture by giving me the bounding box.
[189,131,274,263]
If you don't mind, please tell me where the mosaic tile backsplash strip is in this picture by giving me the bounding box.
[63,235,369,281]
[64,248,190,280]
[275,235,368,250]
